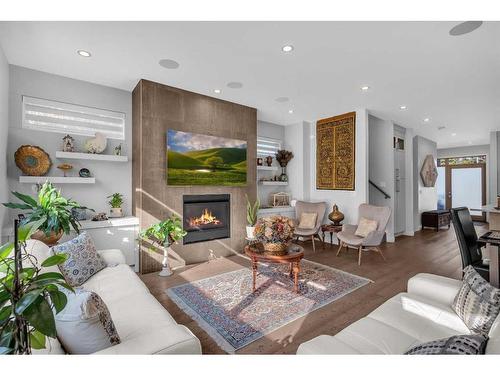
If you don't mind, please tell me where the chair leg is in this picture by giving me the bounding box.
[336,241,344,256]
[358,246,363,266]
[376,247,386,261]
[311,235,316,252]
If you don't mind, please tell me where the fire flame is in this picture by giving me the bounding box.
[188,208,221,227]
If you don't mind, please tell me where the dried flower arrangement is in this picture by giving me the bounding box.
[254,215,295,245]
[275,149,294,167]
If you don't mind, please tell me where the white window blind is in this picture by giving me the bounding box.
[257,137,281,156]
[22,96,126,140]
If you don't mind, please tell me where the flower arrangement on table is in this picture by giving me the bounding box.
[254,215,295,254]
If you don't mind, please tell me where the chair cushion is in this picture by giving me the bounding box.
[405,334,488,355]
[56,288,121,354]
[298,212,317,229]
[452,266,500,336]
[52,232,106,287]
[336,231,364,246]
[355,217,378,237]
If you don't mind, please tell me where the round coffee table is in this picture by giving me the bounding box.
[244,242,304,294]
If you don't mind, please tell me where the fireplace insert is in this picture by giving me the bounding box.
[183,194,230,244]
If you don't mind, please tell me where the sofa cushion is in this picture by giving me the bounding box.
[52,232,106,287]
[452,266,500,336]
[336,231,364,246]
[355,217,378,237]
[298,212,317,229]
[405,334,488,355]
[56,288,121,354]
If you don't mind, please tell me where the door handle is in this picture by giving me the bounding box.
[447,192,452,198]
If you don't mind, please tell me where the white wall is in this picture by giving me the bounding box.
[0,45,9,237]
[489,132,498,204]
[284,122,306,201]
[5,66,132,228]
[368,115,395,241]
[413,135,438,231]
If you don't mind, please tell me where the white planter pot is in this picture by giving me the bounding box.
[246,225,256,239]
[109,207,123,218]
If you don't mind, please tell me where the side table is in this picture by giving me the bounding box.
[321,224,343,245]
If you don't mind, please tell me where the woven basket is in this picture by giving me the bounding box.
[263,242,288,255]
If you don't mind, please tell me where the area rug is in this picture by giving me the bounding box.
[166,260,372,353]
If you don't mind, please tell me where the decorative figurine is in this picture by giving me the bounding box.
[256,157,263,166]
[328,204,345,225]
[265,155,273,167]
[62,134,75,152]
[85,132,107,154]
[79,168,91,178]
[57,163,73,177]
[114,143,122,156]
[91,212,108,221]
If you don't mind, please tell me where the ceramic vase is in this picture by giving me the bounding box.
[328,204,344,225]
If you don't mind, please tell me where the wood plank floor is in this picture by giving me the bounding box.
[140,224,488,354]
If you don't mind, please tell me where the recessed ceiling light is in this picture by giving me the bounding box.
[282,45,294,53]
[423,118,430,123]
[77,50,91,57]
[438,126,446,130]
[227,82,243,89]
[213,89,221,94]
[288,109,294,114]
[452,133,457,136]
[361,86,370,91]
[399,105,407,110]
[159,59,180,69]
[275,97,289,103]
[449,21,483,36]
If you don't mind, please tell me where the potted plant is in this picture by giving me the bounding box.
[245,194,260,239]
[107,193,124,218]
[3,182,88,246]
[140,215,186,277]
[0,219,73,354]
[254,215,295,254]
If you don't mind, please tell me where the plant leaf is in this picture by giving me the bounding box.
[29,330,46,350]
[0,346,13,354]
[15,289,43,315]
[23,298,56,338]
[33,272,66,281]
[49,290,67,314]
[11,191,38,208]
[2,202,33,210]
[0,305,11,323]
[41,254,68,268]
[0,242,13,260]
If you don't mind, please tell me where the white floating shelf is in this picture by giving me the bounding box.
[259,181,288,186]
[55,151,128,162]
[19,176,96,184]
[257,165,279,171]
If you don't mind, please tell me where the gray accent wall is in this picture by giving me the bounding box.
[0,46,9,237]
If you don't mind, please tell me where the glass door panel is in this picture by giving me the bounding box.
[451,167,484,218]
[436,166,446,210]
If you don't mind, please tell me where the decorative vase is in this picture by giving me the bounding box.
[159,240,173,277]
[279,167,288,182]
[328,204,344,225]
[265,156,273,166]
[246,225,255,239]
[109,207,123,218]
[263,242,288,255]
[31,229,63,246]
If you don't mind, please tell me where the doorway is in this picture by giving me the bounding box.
[436,155,486,221]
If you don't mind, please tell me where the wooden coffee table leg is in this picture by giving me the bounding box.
[289,262,293,277]
[252,259,258,292]
[293,261,301,293]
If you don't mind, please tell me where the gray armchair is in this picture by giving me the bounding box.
[293,201,327,252]
[336,203,391,265]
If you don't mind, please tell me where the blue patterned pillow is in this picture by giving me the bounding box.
[52,232,106,287]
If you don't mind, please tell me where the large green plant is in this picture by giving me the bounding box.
[0,219,72,354]
[140,215,186,247]
[3,182,88,235]
[245,194,260,226]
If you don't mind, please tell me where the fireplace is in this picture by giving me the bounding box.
[183,194,230,244]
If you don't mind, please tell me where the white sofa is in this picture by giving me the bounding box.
[26,240,202,355]
[297,273,500,354]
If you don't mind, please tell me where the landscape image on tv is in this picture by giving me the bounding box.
[167,129,247,186]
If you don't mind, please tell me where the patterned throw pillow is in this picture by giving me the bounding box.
[452,266,500,336]
[55,288,121,354]
[405,335,488,355]
[298,212,318,229]
[52,231,106,287]
[355,217,378,237]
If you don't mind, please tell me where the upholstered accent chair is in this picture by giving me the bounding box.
[293,201,327,252]
[450,207,489,281]
[336,203,391,265]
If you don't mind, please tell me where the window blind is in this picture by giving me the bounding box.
[257,137,281,156]
[22,96,126,140]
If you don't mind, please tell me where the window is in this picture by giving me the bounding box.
[22,96,126,140]
[257,137,281,156]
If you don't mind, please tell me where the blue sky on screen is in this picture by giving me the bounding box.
[167,129,247,153]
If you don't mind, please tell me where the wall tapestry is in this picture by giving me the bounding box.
[167,129,247,186]
[316,112,356,190]
[420,154,438,187]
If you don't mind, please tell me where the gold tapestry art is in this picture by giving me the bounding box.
[316,112,356,190]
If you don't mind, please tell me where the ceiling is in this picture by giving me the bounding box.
[0,21,499,148]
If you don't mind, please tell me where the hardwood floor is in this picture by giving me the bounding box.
[140,224,487,354]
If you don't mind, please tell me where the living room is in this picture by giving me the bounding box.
[1,1,500,374]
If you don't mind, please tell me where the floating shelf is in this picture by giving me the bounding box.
[257,165,279,171]
[259,181,288,186]
[19,176,96,184]
[55,151,128,162]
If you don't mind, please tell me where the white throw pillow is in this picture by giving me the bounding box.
[298,212,318,229]
[55,288,120,354]
[355,217,378,238]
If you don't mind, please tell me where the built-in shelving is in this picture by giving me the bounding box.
[19,176,96,184]
[55,151,128,162]
[257,165,279,171]
[259,181,288,186]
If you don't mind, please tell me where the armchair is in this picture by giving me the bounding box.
[293,201,327,252]
[336,204,391,265]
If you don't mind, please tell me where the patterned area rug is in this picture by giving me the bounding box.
[167,260,372,353]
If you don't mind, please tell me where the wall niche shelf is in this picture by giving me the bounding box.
[19,176,96,184]
[259,181,288,186]
[257,165,279,171]
[55,151,128,162]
